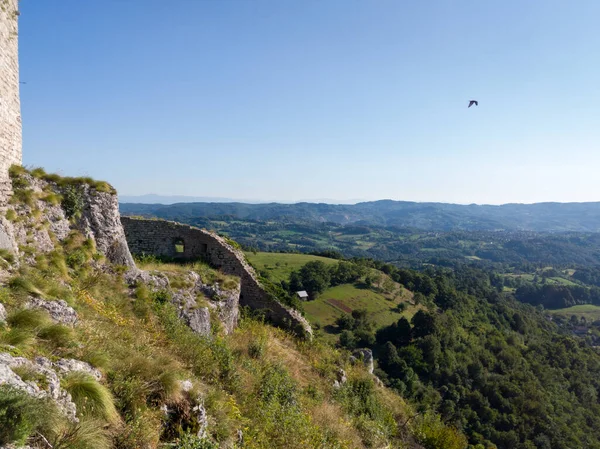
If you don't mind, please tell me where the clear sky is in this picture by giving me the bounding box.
[18,0,600,204]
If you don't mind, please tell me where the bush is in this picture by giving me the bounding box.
[0,385,60,445]
[412,412,467,449]
[61,185,85,219]
[176,432,219,449]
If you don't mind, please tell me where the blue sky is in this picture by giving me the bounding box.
[18,0,600,204]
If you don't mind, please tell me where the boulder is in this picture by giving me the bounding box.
[0,353,77,421]
[26,297,77,325]
[352,348,374,374]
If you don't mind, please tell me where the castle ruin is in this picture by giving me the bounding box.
[0,0,22,196]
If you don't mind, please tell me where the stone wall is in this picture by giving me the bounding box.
[0,0,22,198]
[121,216,312,338]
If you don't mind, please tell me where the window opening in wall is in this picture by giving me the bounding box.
[199,243,208,253]
[174,238,185,254]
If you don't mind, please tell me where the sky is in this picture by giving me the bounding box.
[17,0,600,205]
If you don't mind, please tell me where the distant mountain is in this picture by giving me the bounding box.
[118,194,362,205]
[118,194,253,204]
[119,199,600,232]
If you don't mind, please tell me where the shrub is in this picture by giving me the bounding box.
[412,412,468,449]
[0,385,60,445]
[176,432,219,449]
[248,336,266,359]
[61,185,85,219]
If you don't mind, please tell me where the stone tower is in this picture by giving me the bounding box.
[0,0,22,195]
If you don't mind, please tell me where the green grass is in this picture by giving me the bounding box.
[244,252,338,283]
[303,284,418,343]
[546,277,579,286]
[551,304,600,321]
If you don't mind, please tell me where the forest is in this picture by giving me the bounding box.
[276,257,600,449]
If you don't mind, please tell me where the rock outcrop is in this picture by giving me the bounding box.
[4,171,135,267]
[76,184,135,267]
[129,268,241,336]
[26,297,78,325]
[0,353,78,421]
[352,348,374,374]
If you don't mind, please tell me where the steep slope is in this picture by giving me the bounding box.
[0,167,465,449]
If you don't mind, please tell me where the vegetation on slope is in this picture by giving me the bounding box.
[0,168,466,448]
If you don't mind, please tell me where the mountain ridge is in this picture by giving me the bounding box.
[120,199,600,232]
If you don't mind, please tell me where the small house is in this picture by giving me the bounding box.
[296,291,309,301]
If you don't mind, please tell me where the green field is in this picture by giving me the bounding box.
[245,251,338,283]
[551,304,600,321]
[245,251,420,343]
[303,284,418,343]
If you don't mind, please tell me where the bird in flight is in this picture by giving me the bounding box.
[468,100,478,108]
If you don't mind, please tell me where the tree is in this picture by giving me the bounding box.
[411,310,438,339]
[339,330,356,349]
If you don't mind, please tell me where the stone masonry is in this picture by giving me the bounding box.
[0,0,22,198]
[121,216,313,338]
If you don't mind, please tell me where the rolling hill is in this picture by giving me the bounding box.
[120,199,600,232]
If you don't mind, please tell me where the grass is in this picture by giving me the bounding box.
[304,284,418,343]
[62,372,119,423]
[551,304,600,321]
[0,183,458,448]
[245,252,338,283]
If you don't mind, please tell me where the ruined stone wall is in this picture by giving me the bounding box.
[0,0,22,197]
[121,216,312,338]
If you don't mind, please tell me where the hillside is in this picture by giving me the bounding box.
[246,250,600,448]
[0,167,470,449]
[120,200,600,232]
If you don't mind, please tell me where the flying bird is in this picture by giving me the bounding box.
[468,100,478,108]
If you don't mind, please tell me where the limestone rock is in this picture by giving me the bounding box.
[352,348,374,374]
[124,268,170,290]
[333,368,347,389]
[193,400,208,439]
[76,187,135,267]
[0,353,78,421]
[6,174,136,269]
[0,219,16,252]
[172,291,211,337]
[184,306,211,336]
[54,358,102,380]
[194,276,240,335]
[180,379,194,392]
[26,297,78,325]
[0,302,6,322]
[8,174,70,256]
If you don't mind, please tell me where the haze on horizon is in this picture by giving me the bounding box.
[19,0,600,206]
